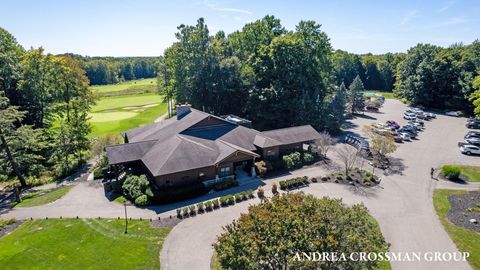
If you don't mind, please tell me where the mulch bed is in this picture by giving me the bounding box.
[150,216,182,228]
[447,191,480,232]
[321,169,381,188]
[0,220,24,238]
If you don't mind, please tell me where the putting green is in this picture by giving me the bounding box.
[89,111,138,122]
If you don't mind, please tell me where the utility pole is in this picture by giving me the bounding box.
[124,202,128,234]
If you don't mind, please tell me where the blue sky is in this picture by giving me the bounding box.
[1,0,479,56]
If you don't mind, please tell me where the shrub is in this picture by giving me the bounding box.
[213,178,238,191]
[93,168,104,179]
[182,207,189,217]
[220,195,234,206]
[303,152,314,164]
[235,194,243,202]
[272,183,278,194]
[213,199,220,208]
[189,205,196,215]
[246,190,255,199]
[176,209,182,217]
[134,195,149,206]
[442,165,461,180]
[197,202,204,212]
[122,175,152,204]
[321,176,328,182]
[257,188,264,198]
[279,176,309,190]
[311,177,318,183]
[255,161,268,176]
[282,152,302,169]
[205,201,213,211]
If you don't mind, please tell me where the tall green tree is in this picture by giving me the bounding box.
[0,95,46,188]
[327,82,347,129]
[348,75,365,113]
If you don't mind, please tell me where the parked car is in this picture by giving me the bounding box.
[408,121,423,130]
[465,137,480,146]
[390,132,403,142]
[386,120,400,129]
[446,111,462,117]
[426,112,436,119]
[465,131,480,140]
[398,126,417,138]
[460,144,480,155]
[416,113,429,120]
[467,119,480,129]
[403,113,416,120]
[400,132,411,141]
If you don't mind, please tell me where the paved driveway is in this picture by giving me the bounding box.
[160,100,480,270]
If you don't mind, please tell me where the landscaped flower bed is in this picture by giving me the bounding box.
[322,168,380,187]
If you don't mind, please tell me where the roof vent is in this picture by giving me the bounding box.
[176,104,191,119]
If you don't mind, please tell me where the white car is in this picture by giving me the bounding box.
[404,113,416,120]
[465,137,480,146]
[400,132,411,141]
[446,111,462,117]
[460,144,480,155]
[408,121,423,129]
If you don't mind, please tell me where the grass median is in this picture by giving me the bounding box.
[13,186,73,208]
[0,218,171,269]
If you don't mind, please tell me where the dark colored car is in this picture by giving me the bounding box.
[398,126,417,138]
[386,120,400,129]
[390,132,403,142]
[467,119,480,129]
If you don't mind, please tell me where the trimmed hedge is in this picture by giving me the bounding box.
[213,178,238,191]
[279,176,309,190]
[220,195,235,206]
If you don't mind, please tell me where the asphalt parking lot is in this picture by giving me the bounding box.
[161,99,479,270]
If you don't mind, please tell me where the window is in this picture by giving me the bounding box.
[266,150,275,157]
[220,167,230,177]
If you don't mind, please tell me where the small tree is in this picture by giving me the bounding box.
[370,134,397,161]
[335,145,359,176]
[313,131,335,159]
[348,75,365,114]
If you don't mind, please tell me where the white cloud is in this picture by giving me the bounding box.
[401,10,419,25]
[438,0,456,12]
[202,0,252,15]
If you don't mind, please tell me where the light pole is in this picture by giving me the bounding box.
[124,201,128,234]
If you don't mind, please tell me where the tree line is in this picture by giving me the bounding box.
[63,54,160,85]
[0,28,91,188]
[158,16,480,125]
[395,42,480,113]
[158,16,348,131]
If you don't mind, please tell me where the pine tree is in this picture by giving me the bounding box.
[328,83,347,129]
[348,75,365,114]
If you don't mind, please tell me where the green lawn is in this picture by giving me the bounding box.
[89,93,167,137]
[0,219,171,270]
[433,189,480,269]
[13,186,73,208]
[443,165,480,182]
[90,78,156,93]
[365,90,396,99]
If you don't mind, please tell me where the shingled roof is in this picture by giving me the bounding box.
[106,107,320,177]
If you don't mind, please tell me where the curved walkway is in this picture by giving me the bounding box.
[160,100,479,270]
